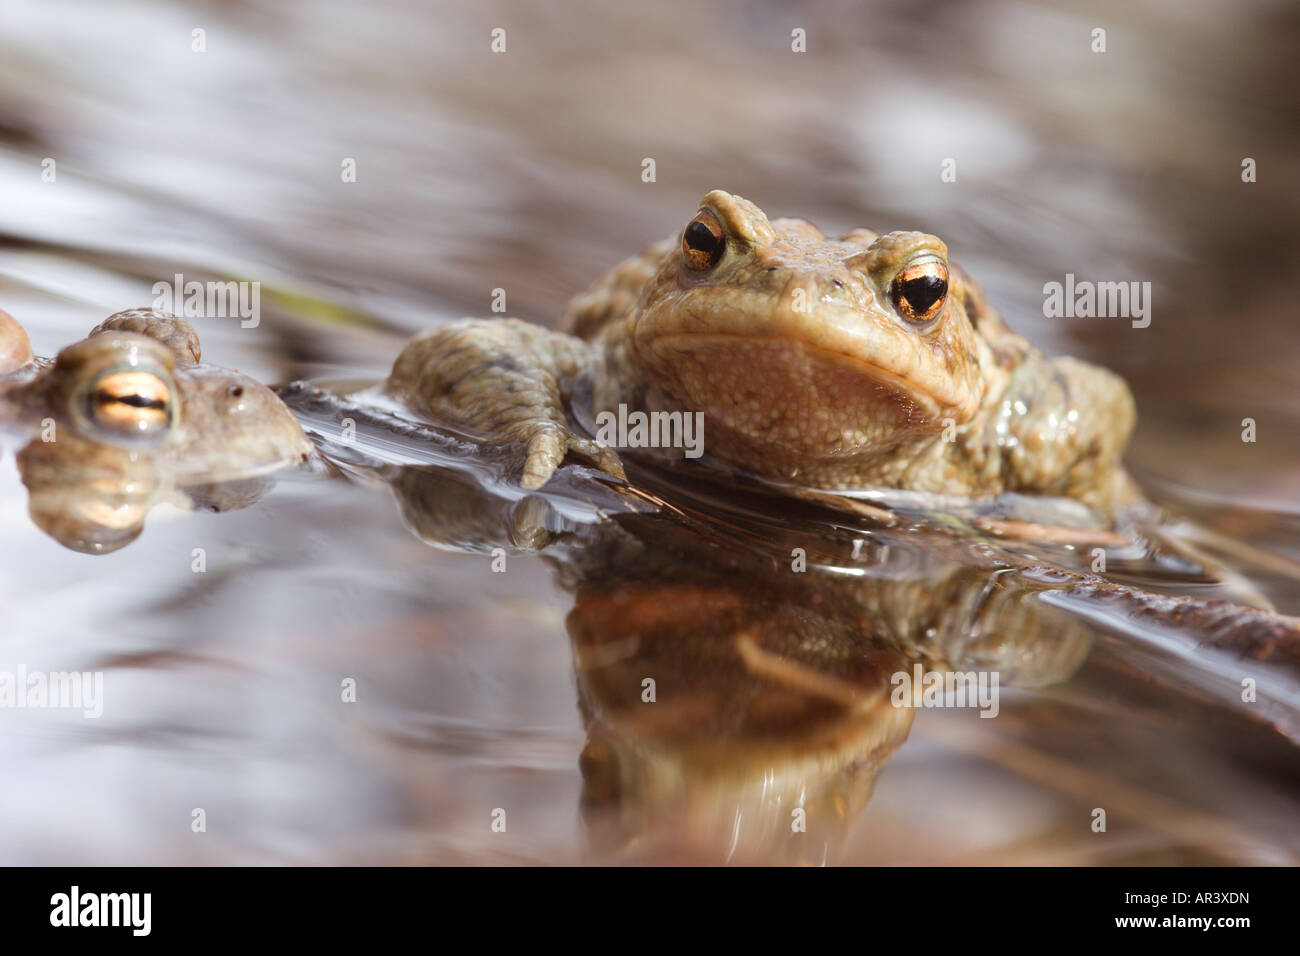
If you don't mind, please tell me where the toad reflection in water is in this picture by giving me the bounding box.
[295,418,1299,860]
[276,383,1300,862]
[0,308,312,554]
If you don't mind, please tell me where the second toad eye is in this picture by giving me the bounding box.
[81,369,174,445]
[682,209,726,271]
[890,259,949,325]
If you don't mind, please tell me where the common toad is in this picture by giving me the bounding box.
[381,190,1138,513]
[0,308,312,552]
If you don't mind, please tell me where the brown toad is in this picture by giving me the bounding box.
[0,308,312,552]
[380,190,1138,512]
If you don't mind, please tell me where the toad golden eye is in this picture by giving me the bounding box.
[84,370,173,443]
[890,260,949,324]
[682,209,726,271]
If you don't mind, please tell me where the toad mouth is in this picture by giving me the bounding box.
[641,332,953,419]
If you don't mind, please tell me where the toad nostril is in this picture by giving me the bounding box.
[832,279,845,289]
[228,385,244,398]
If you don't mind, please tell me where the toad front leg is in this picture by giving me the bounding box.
[384,318,626,489]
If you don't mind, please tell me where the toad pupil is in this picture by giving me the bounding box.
[895,274,946,317]
[97,389,166,411]
[684,220,724,265]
